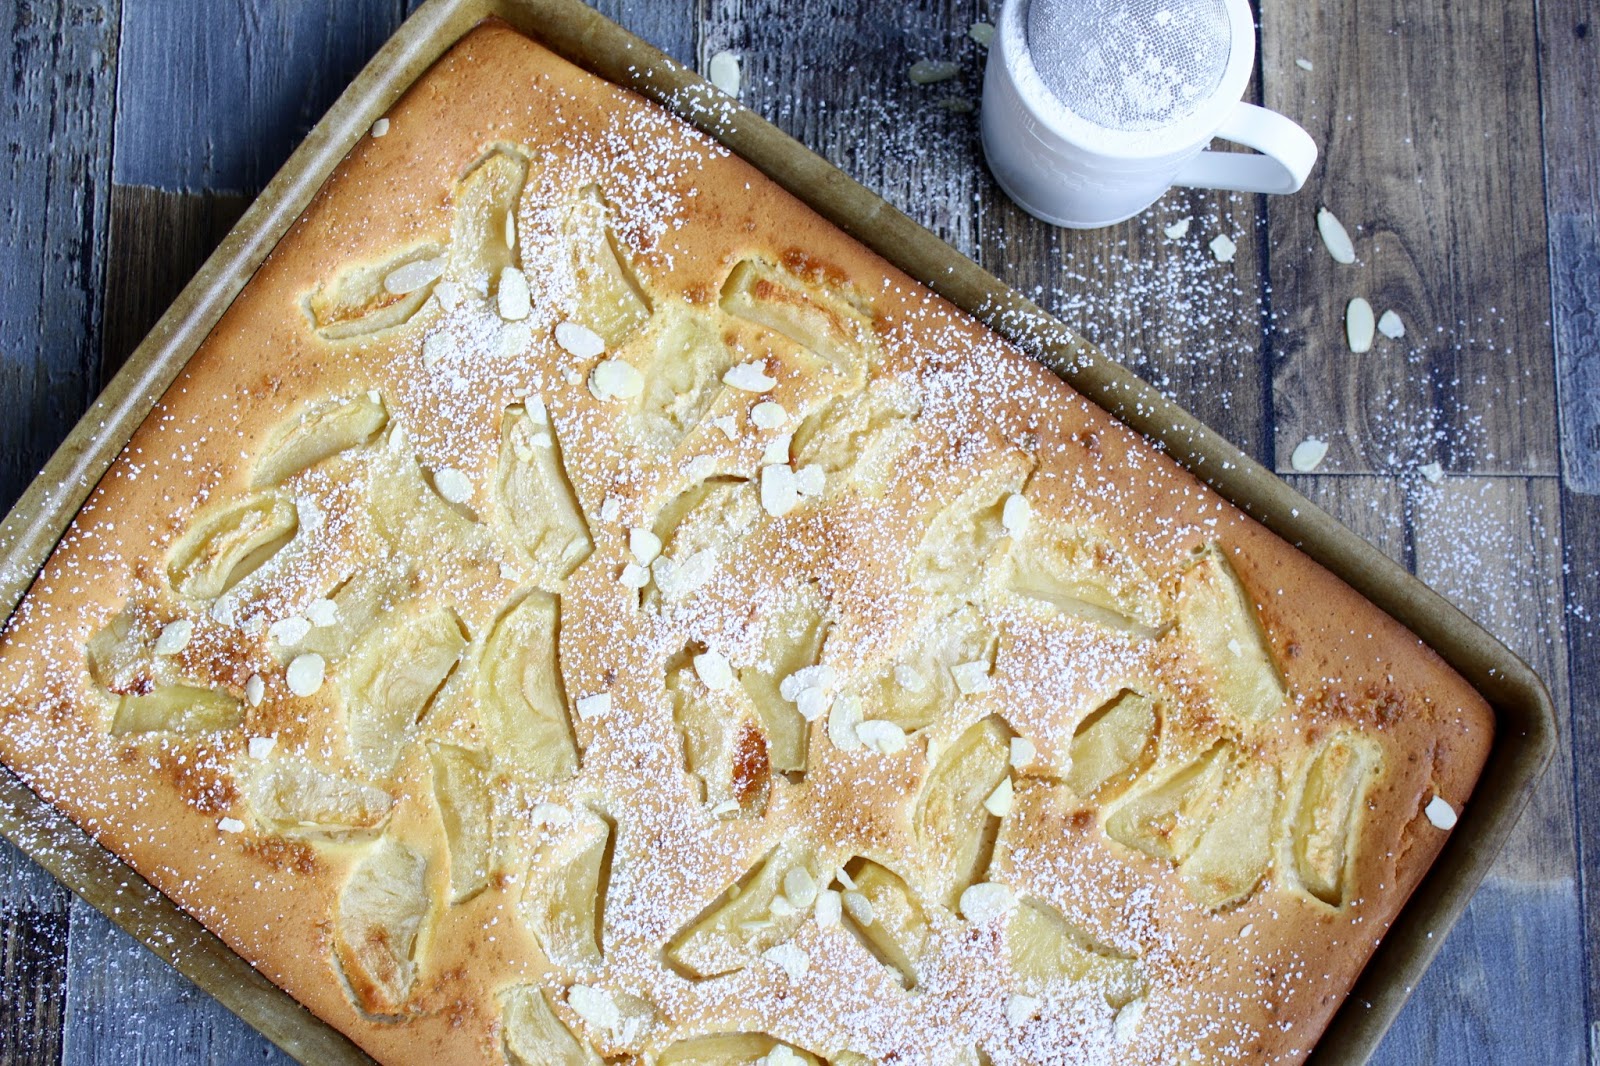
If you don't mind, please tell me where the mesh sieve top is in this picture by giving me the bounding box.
[1027,0,1233,132]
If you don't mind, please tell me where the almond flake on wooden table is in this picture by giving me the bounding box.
[1346,297,1376,353]
[1378,309,1406,338]
[1291,437,1329,472]
[1209,234,1237,262]
[1317,207,1356,264]
[1163,217,1191,239]
[909,59,960,84]
[708,50,741,97]
[969,21,996,46]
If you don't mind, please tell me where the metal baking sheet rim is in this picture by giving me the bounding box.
[0,1,1556,1063]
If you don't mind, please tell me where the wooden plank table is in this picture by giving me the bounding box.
[0,0,1593,1061]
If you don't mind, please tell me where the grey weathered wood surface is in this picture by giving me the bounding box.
[0,0,1593,1062]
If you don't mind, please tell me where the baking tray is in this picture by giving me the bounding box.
[0,1,1556,1062]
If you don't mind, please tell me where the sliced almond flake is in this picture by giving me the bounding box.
[842,890,875,925]
[1007,994,1041,1026]
[504,210,517,255]
[708,50,741,97]
[1377,309,1406,338]
[1418,461,1445,484]
[153,619,193,656]
[1295,56,1314,71]
[555,320,606,358]
[951,660,993,695]
[751,400,787,430]
[794,686,830,722]
[1163,217,1191,239]
[693,649,733,691]
[835,866,857,891]
[383,256,445,295]
[629,527,663,565]
[780,665,836,701]
[760,463,802,517]
[855,719,908,755]
[499,562,522,581]
[599,496,621,523]
[248,735,276,760]
[969,21,996,46]
[712,414,740,440]
[1010,736,1036,768]
[709,799,740,816]
[530,431,553,449]
[590,359,644,401]
[783,867,818,908]
[724,361,777,392]
[686,454,717,481]
[433,467,473,504]
[422,332,451,366]
[1346,297,1376,353]
[1317,207,1357,264]
[526,395,549,424]
[762,431,793,467]
[1001,493,1031,536]
[568,986,620,1033]
[619,562,651,589]
[433,280,460,309]
[1425,794,1458,830]
[794,464,825,497]
[769,895,797,918]
[263,615,306,648]
[1290,437,1329,473]
[959,882,1016,923]
[984,776,1015,817]
[909,59,961,84]
[575,692,612,720]
[285,653,326,697]
[828,694,864,751]
[245,674,265,708]
[369,117,390,137]
[305,598,339,627]
[496,267,532,321]
[815,888,842,928]
[209,596,236,627]
[1209,233,1238,263]
[218,817,246,834]
[762,943,809,981]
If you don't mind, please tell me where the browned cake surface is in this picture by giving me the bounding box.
[0,20,1492,1066]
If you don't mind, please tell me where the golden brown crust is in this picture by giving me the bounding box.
[0,21,1491,1066]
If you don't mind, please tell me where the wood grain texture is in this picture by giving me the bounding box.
[981,187,1272,459]
[1537,0,1600,494]
[1261,0,1558,478]
[1402,476,1583,1056]
[700,0,989,258]
[111,0,410,192]
[99,187,249,383]
[59,899,292,1066]
[1562,489,1599,1051]
[1,907,65,1066]
[0,0,120,513]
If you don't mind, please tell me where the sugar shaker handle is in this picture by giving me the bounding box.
[1173,103,1318,195]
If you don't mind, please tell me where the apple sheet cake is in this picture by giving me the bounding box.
[0,19,1492,1066]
